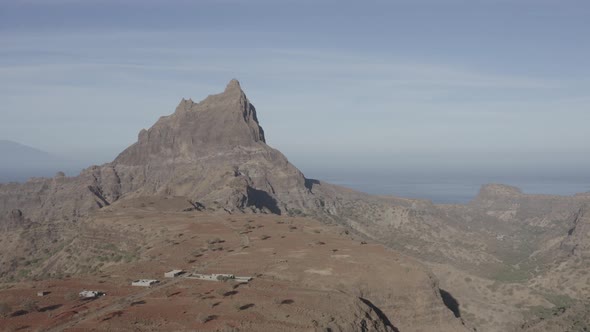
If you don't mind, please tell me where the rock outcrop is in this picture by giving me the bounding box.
[0,80,320,225]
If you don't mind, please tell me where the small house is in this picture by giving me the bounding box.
[79,290,104,298]
[37,291,50,297]
[164,270,184,278]
[131,279,159,287]
[185,273,253,283]
[235,276,253,283]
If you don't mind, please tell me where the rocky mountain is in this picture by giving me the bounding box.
[0,80,319,225]
[1,79,589,331]
[109,79,317,213]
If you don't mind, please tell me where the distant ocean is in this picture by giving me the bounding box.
[305,170,590,204]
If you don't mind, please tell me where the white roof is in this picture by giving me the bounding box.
[132,279,158,284]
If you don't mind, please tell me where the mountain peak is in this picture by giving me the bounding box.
[114,80,266,165]
[225,79,242,92]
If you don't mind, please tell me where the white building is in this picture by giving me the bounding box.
[79,290,104,298]
[186,273,253,283]
[193,273,234,281]
[131,279,159,287]
[164,270,184,278]
[37,291,49,297]
[235,276,253,283]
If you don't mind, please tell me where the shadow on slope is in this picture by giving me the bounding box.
[305,178,320,191]
[359,297,400,332]
[440,289,461,318]
[246,186,281,215]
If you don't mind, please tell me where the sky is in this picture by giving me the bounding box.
[1,0,589,179]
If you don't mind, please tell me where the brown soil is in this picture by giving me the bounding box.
[0,197,463,332]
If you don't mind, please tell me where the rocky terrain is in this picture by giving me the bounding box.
[0,80,588,331]
[0,198,466,331]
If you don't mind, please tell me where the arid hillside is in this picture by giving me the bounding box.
[0,197,466,331]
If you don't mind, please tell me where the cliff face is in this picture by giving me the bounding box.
[114,79,266,165]
[107,79,317,213]
[560,207,590,257]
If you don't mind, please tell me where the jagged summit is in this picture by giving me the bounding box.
[225,78,242,91]
[91,79,310,213]
[114,79,266,166]
[0,80,317,220]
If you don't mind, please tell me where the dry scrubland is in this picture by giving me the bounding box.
[0,197,464,332]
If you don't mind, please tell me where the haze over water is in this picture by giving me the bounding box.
[304,169,590,204]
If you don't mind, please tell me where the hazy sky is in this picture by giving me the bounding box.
[1,0,589,175]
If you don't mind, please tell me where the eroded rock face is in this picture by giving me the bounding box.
[560,207,590,257]
[106,79,316,213]
[114,79,266,165]
[0,80,318,224]
[1,209,30,231]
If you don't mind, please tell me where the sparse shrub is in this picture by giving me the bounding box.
[234,303,254,311]
[197,313,217,323]
[288,208,303,216]
[274,298,294,306]
[207,238,222,245]
[208,244,223,251]
[260,235,271,240]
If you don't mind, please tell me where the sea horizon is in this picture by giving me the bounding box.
[304,169,590,204]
